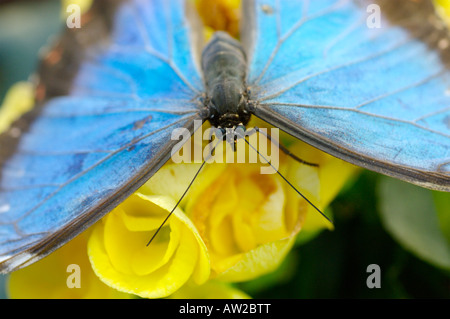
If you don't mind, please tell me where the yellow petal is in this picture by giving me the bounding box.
[286,139,360,231]
[8,230,131,299]
[145,194,211,285]
[140,163,203,210]
[88,193,210,298]
[216,237,296,282]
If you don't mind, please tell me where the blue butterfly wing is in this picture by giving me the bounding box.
[243,0,450,191]
[0,0,204,272]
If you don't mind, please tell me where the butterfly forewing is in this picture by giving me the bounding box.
[243,0,450,191]
[0,0,204,273]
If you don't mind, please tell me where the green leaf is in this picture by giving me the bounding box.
[432,191,450,246]
[377,177,450,270]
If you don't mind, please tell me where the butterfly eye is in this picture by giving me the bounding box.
[235,124,246,136]
[218,127,227,137]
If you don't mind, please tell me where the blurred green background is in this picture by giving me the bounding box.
[0,0,62,101]
[0,0,449,299]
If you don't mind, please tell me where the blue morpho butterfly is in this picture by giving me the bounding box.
[0,0,449,273]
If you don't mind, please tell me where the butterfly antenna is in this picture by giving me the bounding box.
[146,139,221,246]
[237,132,333,225]
[146,159,207,246]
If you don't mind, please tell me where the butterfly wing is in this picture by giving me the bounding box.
[0,0,204,272]
[242,0,450,191]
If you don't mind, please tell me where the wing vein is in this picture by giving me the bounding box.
[260,36,416,102]
[13,115,197,223]
[131,2,200,95]
[0,184,61,192]
[355,71,446,109]
[261,102,450,138]
[322,14,366,59]
[42,108,198,118]
[414,106,450,123]
[254,0,348,84]
[80,59,139,96]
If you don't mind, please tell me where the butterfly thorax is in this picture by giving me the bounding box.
[201,32,251,128]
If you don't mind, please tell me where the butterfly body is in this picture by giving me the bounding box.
[202,31,251,128]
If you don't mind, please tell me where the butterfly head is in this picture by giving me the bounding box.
[205,81,251,128]
[215,123,247,151]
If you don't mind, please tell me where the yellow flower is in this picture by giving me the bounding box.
[8,230,131,299]
[183,159,301,281]
[176,119,359,283]
[87,192,210,299]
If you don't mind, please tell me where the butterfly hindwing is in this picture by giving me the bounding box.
[243,0,450,191]
[0,0,203,272]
